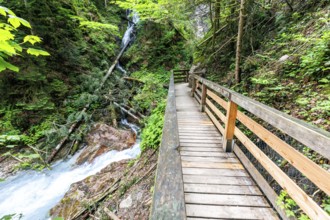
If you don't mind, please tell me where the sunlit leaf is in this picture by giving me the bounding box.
[7,15,31,29]
[7,15,21,28]
[0,7,6,16]
[23,35,42,45]
[26,48,50,56]
[0,6,15,16]
[17,17,31,28]
[0,41,17,55]
[0,29,14,41]
[0,57,19,72]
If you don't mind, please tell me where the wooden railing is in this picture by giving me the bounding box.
[150,74,186,219]
[188,73,330,220]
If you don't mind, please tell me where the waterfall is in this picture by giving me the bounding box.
[116,10,140,75]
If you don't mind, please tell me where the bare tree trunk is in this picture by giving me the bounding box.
[23,0,34,35]
[209,0,213,28]
[235,0,245,83]
[212,0,221,49]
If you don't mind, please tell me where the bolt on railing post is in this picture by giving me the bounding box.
[191,77,196,97]
[200,83,207,112]
[223,99,238,152]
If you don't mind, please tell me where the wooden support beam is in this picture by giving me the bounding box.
[223,101,238,152]
[191,78,196,97]
[200,84,207,112]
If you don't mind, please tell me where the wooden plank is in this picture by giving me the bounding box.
[237,110,330,196]
[182,168,248,177]
[195,93,201,104]
[183,175,255,185]
[180,151,233,157]
[234,145,292,220]
[207,89,228,109]
[195,89,202,98]
[205,98,226,123]
[184,184,261,195]
[180,139,222,144]
[179,127,217,131]
[182,161,243,169]
[234,127,329,220]
[179,131,222,137]
[179,136,222,141]
[179,143,221,147]
[180,147,222,152]
[205,107,225,134]
[151,75,186,219]
[223,101,238,152]
[178,122,213,125]
[191,77,196,97]
[179,134,221,138]
[185,193,270,207]
[200,84,207,112]
[181,156,239,163]
[186,204,278,219]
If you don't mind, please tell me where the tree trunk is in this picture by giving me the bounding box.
[212,0,221,49]
[235,0,246,83]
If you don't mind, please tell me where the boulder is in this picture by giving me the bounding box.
[76,124,136,165]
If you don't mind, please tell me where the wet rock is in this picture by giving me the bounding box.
[76,123,136,164]
[0,157,19,179]
[49,160,128,219]
[120,195,133,208]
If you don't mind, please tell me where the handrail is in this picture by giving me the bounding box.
[184,73,330,220]
[150,74,186,219]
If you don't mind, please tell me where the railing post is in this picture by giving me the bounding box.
[191,77,196,97]
[223,99,238,152]
[200,83,207,112]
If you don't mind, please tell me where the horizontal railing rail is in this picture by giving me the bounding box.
[182,72,330,220]
[150,74,186,219]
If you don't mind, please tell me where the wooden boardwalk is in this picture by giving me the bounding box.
[175,83,279,219]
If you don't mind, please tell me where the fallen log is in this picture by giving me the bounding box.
[122,77,144,84]
[114,102,141,122]
[104,207,120,220]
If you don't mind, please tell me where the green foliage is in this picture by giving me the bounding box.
[131,69,169,112]
[322,196,330,215]
[300,30,330,77]
[124,20,191,70]
[130,69,169,152]
[140,100,166,151]
[0,5,49,72]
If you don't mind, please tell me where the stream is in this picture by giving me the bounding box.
[0,11,140,220]
[0,121,140,220]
